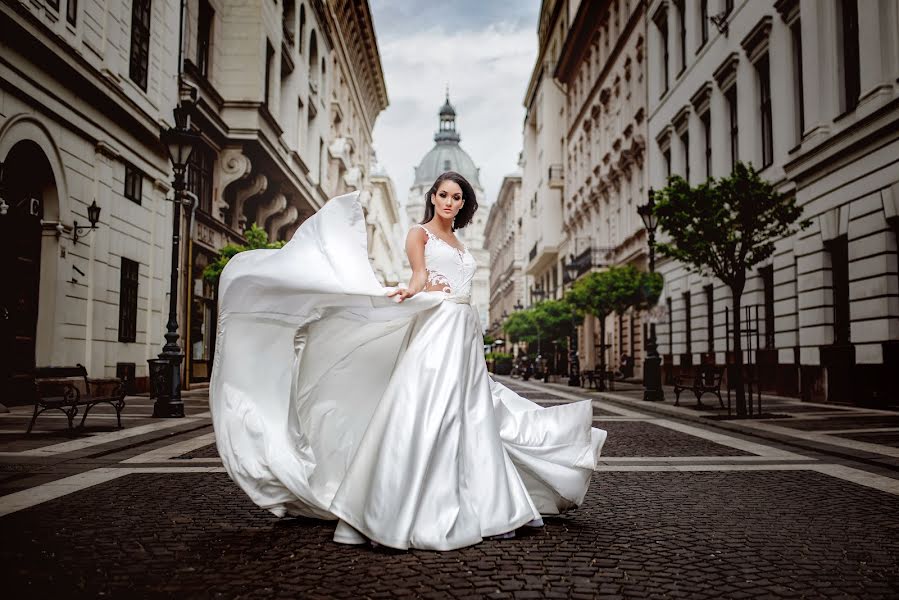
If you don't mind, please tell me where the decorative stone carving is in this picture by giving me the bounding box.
[232,173,268,232]
[269,206,299,241]
[256,193,288,237]
[218,148,252,222]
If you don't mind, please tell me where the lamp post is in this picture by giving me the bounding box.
[530,284,547,379]
[637,189,664,402]
[151,97,200,418]
[563,256,581,386]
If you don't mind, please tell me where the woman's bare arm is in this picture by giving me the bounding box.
[387,226,429,302]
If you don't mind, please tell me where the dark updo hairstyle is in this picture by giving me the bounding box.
[420,171,478,231]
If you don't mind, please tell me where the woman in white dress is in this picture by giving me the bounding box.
[209,171,607,551]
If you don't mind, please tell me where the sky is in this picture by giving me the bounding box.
[368,0,540,216]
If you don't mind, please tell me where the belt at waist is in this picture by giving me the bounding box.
[444,293,471,304]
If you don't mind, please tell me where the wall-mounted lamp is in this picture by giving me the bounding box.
[73,200,102,244]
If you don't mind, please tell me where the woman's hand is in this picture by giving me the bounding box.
[387,286,418,302]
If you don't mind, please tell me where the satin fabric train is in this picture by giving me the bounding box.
[209,190,607,550]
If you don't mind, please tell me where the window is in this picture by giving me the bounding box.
[66,0,77,25]
[725,86,738,171]
[704,284,714,352]
[683,291,692,355]
[760,265,775,348]
[675,0,686,75]
[197,0,213,78]
[46,0,59,11]
[264,41,274,108]
[299,5,306,54]
[129,0,152,90]
[724,0,734,15]
[701,110,711,179]
[118,258,139,343]
[825,235,851,345]
[839,0,860,112]
[657,12,669,95]
[791,19,805,142]
[187,142,214,214]
[680,130,690,182]
[663,147,672,179]
[699,0,709,47]
[124,164,142,204]
[757,54,773,168]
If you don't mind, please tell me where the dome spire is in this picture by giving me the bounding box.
[435,89,460,143]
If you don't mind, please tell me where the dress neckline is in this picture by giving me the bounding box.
[417,223,467,255]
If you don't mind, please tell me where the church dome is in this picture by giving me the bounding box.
[413,92,481,188]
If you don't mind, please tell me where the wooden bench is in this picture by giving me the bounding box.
[580,368,616,391]
[673,365,725,408]
[29,365,126,434]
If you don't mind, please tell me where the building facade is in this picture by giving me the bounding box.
[520,0,569,308]
[647,0,899,404]
[554,0,650,375]
[484,171,525,341]
[0,0,392,401]
[1,0,182,402]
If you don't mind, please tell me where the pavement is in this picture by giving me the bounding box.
[0,380,898,598]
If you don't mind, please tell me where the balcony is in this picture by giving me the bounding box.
[566,245,616,278]
[548,163,563,189]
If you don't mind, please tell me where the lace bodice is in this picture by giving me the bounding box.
[415,223,477,301]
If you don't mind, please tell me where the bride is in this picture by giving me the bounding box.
[209,171,607,551]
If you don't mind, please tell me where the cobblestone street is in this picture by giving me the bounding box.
[1,380,898,598]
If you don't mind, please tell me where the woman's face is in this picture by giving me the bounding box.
[431,180,464,219]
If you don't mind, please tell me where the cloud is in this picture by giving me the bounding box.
[369,2,538,221]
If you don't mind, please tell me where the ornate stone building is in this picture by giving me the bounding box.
[484,170,525,341]
[554,0,649,375]
[404,94,490,331]
[647,0,899,404]
[520,0,569,308]
[0,0,390,400]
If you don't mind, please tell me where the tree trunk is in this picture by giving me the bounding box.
[731,284,747,417]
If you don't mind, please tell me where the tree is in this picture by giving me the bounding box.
[202,223,285,283]
[653,161,810,417]
[566,266,644,390]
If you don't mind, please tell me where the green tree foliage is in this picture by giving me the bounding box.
[653,161,810,416]
[565,265,655,388]
[202,223,285,283]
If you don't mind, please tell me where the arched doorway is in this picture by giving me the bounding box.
[1,140,56,404]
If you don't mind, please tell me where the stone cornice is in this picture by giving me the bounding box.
[713,52,740,90]
[740,16,773,64]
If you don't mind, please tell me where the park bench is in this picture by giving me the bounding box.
[29,364,126,434]
[581,368,616,391]
[673,364,725,408]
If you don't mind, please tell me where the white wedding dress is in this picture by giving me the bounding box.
[209,190,607,551]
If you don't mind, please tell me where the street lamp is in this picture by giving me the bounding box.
[150,96,200,418]
[73,200,102,244]
[563,257,581,386]
[513,299,523,311]
[637,189,664,402]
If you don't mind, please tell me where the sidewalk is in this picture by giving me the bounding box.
[496,375,899,473]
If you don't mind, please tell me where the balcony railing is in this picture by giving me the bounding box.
[568,245,616,277]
